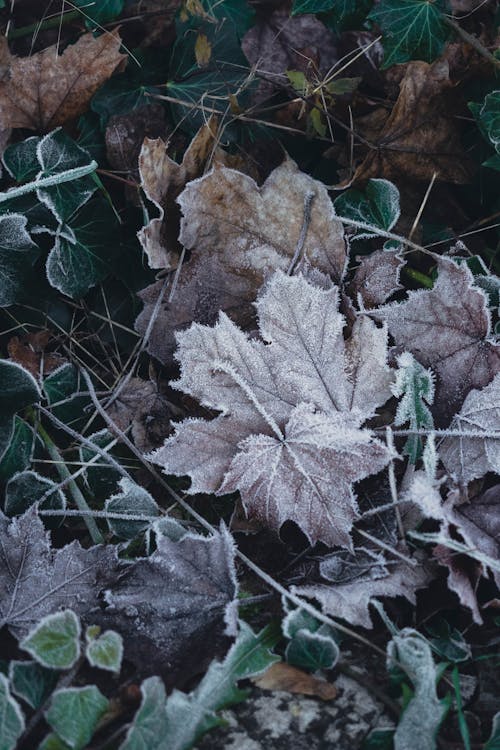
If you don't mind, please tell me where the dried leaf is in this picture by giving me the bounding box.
[375,258,500,424]
[152,271,393,548]
[253,662,337,700]
[294,557,430,628]
[106,377,173,453]
[0,508,119,640]
[351,248,404,308]
[7,331,64,379]
[138,158,346,364]
[100,524,238,673]
[242,10,337,101]
[353,60,474,184]
[0,31,125,131]
[439,373,500,483]
[138,117,218,270]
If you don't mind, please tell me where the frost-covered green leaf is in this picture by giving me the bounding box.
[121,622,280,750]
[46,199,119,299]
[105,478,159,539]
[5,471,65,519]
[85,628,123,673]
[79,429,122,498]
[369,0,449,67]
[425,619,471,663]
[43,364,90,428]
[9,661,59,710]
[387,629,447,750]
[0,673,25,750]
[3,136,40,182]
[474,90,500,170]
[0,213,40,307]
[484,712,500,750]
[21,611,81,670]
[392,352,434,463]
[334,179,400,239]
[0,418,36,484]
[0,418,14,463]
[283,608,339,671]
[46,686,109,750]
[0,360,40,418]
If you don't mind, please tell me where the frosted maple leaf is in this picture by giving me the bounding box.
[152,271,394,548]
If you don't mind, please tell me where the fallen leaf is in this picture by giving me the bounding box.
[434,543,483,625]
[106,377,174,453]
[152,270,393,548]
[353,60,474,184]
[351,248,405,308]
[105,103,167,179]
[7,331,64,379]
[242,10,337,101]
[0,508,119,640]
[253,662,337,700]
[100,523,238,673]
[374,257,500,425]
[0,31,126,131]
[439,373,500,484]
[138,117,219,270]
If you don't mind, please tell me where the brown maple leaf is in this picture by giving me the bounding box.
[374,257,500,425]
[351,248,405,309]
[352,60,474,184]
[0,31,126,131]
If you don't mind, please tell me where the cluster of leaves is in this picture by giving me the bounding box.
[0,0,500,749]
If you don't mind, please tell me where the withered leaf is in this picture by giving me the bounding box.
[351,248,405,309]
[353,60,474,184]
[375,258,500,424]
[439,373,500,484]
[137,157,346,364]
[138,117,218,270]
[152,271,393,548]
[101,524,238,674]
[0,508,119,639]
[253,663,337,700]
[294,558,430,628]
[242,10,337,101]
[7,331,64,379]
[0,31,125,131]
[106,377,173,453]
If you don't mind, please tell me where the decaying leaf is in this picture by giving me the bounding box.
[375,258,500,424]
[137,158,347,364]
[106,377,173,453]
[353,60,474,184]
[253,662,337,700]
[138,117,218,270]
[152,270,393,548]
[242,10,338,101]
[439,373,500,483]
[0,31,125,131]
[7,331,64,379]
[0,508,119,640]
[294,553,430,628]
[351,248,405,308]
[100,523,238,673]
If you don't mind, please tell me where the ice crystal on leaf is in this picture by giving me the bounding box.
[152,271,394,548]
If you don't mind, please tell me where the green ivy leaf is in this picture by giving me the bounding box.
[283,607,340,671]
[0,361,40,418]
[105,478,160,539]
[46,199,119,299]
[3,136,40,182]
[21,611,81,671]
[5,470,65,522]
[74,0,124,23]
[0,418,36,484]
[334,178,400,238]
[85,628,123,673]
[46,686,109,750]
[203,0,255,34]
[368,0,450,67]
[0,213,40,307]
[484,712,500,750]
[43,364,91,430]
[9,661,59,710]
[0,673,25,750]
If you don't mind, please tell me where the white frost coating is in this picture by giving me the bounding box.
[153,270,394,548]
[0,673,25,750]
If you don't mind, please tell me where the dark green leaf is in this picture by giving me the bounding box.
[3,136,40,182]
[0,418,36,485]
[21,611,81,670]
[46,686,109,750]
[9,661,59,710]
[105,478,159,539]
[43,364,91,430]
[0,213,40,307]
[0,673,25,750]
[369,0,449,67]
[334,178,400,237]
[484,712,500,750]
[74,0,124,23]
[0,360,39,420]
[5,470,65,521]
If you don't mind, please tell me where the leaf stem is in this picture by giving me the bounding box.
[27,409,104,544]
[0,162,97,204]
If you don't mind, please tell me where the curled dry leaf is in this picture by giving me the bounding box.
[374,258,500,425]
[253,662,337,700]
[137,158,346,364]
[242,10,338,101]
[353,60,474,184]
[351,248,405,308]
[152,271,393,548]
[0,31,126,131]
[439,372,500,484]
[138,116,219,270]
[100,524,238,674]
